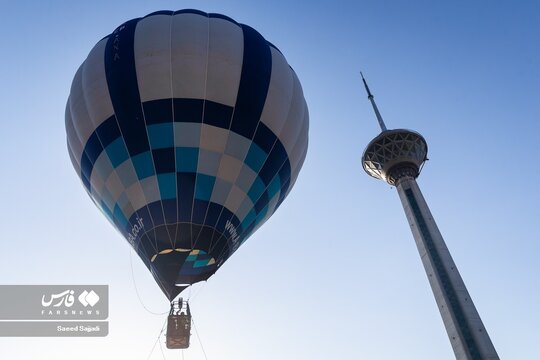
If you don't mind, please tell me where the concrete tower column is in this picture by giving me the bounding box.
[396,176,499,360]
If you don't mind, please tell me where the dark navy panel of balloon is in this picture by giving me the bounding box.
[66,10,308,300]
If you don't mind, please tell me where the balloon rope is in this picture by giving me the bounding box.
[187,11,212,251]
[188,282,206,302]
[168,11,179,250]
[158,330,167,360]
[192,316,209,360]
[147,317,167,360]
[129,247,169,315]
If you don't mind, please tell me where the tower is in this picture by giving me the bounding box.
[360,74,499,360]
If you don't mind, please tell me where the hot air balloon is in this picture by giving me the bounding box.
[65,9,308,347]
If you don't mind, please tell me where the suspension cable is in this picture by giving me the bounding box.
[158,332,167,360]
[192,316,209,360]
[147,318,167,360]
[188,282,207,302]
[129,247,169,315]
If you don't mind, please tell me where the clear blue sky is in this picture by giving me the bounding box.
[0,0,538,359]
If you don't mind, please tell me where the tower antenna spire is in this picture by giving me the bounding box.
[360,72,387,132]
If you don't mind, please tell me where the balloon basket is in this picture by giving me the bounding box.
[166,298,191,349]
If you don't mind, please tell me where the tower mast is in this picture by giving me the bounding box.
[360,74,499,360]
[361,72,387,131]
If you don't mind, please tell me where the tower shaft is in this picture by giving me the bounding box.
[396,176,499,360]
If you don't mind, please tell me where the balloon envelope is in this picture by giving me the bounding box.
[66,9,308,300]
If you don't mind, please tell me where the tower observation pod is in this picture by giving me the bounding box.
[360,74,499,360]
